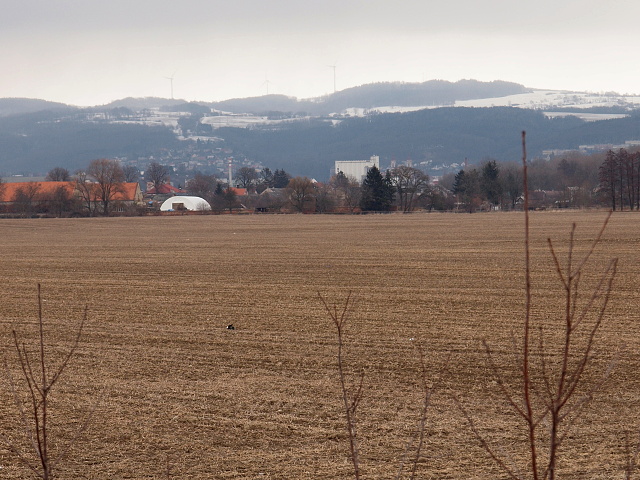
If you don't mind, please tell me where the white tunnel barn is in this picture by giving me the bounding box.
[160,196,211,211]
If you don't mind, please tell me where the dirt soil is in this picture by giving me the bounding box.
[0,211,638,479]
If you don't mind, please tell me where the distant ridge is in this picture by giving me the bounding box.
[104,97,187,110]
[0,80,530,115]
[0,98,74,117]
[209,79,530,115]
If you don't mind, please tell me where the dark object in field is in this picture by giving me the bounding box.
[226,324,235,330]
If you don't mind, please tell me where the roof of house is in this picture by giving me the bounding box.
[0,181,142,203]
[229,187,248,196]
[0,181,75,203]
[114,182,142,202]
[146,183,185,195]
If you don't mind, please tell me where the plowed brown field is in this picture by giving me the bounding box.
[0,211,638,479]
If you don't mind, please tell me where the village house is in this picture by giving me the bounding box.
[0,181,143,216]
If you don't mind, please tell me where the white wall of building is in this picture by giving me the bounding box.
[334,155,380,183]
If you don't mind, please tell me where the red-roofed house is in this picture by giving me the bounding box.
[0,181,143,216]
[111,182,144,211]
[0,181,77,216]
[113,182,144,203]
[0,181,75,204]
[145,183,186,195]
[228,187,248,196]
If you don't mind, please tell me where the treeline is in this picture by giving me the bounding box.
[442,152,606,212]
[598,149,640,210]
[2,105,640,183]
[246,148,628,214]
[218,108,640,180]
[0,147,633,218]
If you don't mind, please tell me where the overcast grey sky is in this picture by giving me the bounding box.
[2,0,639,105]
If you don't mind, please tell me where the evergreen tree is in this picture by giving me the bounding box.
[273,169,291,188]
[452,170,466,196]
[384,170,396,208]
[453,168,481,212]
[480,160,503,207]
[333,171,349,189]
[360,166,394,211]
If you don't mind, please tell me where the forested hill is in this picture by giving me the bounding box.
[218,107,640,179]
[0,106,639,179]
[209,80,529,115]
[0,98,75,117]
[0,111,179,174]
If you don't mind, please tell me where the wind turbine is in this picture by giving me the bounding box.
[261,75,272,95]
[328,63,337,94]
[164,70,177,100]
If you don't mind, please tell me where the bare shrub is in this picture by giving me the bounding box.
[460,132,619,480]
[1,285,93,479]
[319,292,436,480]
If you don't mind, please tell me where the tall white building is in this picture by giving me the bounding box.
[334,155,380,183]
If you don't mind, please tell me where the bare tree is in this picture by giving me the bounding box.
[500,163,523,210]
[219,187,239,213]
[314,182,336,213]
[40,185,77,218]
[598,149,640,211]
[45,167,71,182]
[257,167,274,192]
[87,159,125,216]
[235,167,258,190]
[13,182,42,216]
[390,166,430,212]
[331,173,362,213]
[121,165,139,183]
[186,173,218,200]
[287,176,315,212]
[146,162,170,193]
[74,170,98,216]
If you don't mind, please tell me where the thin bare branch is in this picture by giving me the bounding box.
[571,211,613,276]
[48,306,87,390]
[482,340,527,419]
[408,345,436,480]
[521,131,541,480]
[456,397,522,480]
[320,291,361,479]
[547,238,568,289]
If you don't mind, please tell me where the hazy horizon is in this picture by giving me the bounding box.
[3,0,639,106]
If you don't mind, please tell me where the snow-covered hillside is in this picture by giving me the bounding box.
[344,90,640,121]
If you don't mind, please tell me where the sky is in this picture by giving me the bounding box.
[2,0,639,106]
